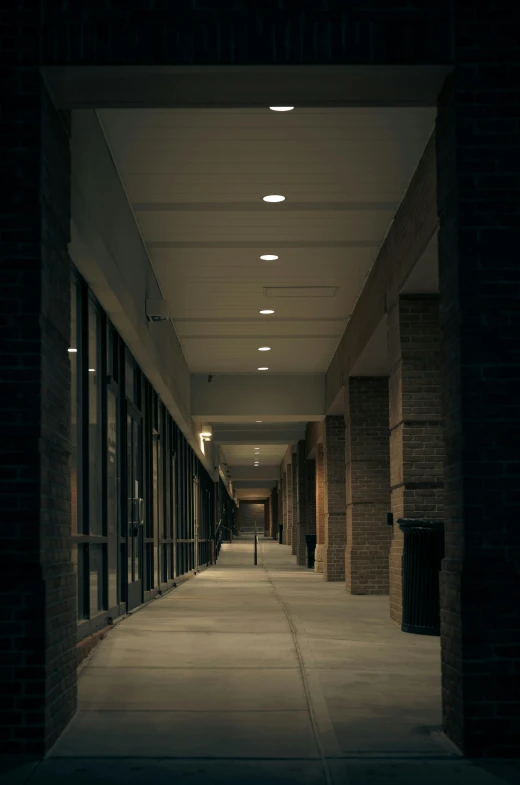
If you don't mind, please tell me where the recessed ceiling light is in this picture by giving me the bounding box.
[256,420,263,423]
[68,348,77,353]
[258,347,271,352]
[263,195,285,203]
[88,368,96,372]
[260,254,278,261]
[269,106,294,112]
[258,367,269,371]
[260,310,274,315]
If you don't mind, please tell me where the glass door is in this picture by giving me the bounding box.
[126,406,144,610]
[193,477,199,569]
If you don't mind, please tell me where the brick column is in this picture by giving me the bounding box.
[435,40,520,756]
[388,295,444,623]
[264,498,270,536]
[291,451,298,555]
[323,415,347,581]
[345,378,391,594]
[0,76,76,752]
[280,471,286,542]
[294,441,316,567]
[286,462,294,548]
[314,444,325,573]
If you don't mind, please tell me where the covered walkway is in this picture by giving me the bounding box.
[22,538,515,785]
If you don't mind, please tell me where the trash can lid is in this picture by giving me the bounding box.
[397,518,444,532]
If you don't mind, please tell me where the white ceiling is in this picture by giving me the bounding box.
[98,107,435,375]
[99,106,435,492]
[222,444,288,469]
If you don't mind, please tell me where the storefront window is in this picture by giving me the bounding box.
[88,298,103,535]
[107,389,119,607]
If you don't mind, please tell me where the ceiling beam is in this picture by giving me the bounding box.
[44,65,450,110]
[233,480,276,490]
[212,425,305,445]
[325,132,439,412]
[192,374,324,420]
[230,466,280,482]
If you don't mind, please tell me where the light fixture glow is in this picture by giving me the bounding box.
[260,254,278,261]
[260,310,274,315]
[68,348,77,353]
[263,194,285,203]
[258,367,269,371]
[88,368,96,373]
[258,347,271,352]
[269,106,294,112]
[200,424,213,438]
[256,420,263,423]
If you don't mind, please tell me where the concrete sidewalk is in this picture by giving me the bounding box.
[9,537,519,785]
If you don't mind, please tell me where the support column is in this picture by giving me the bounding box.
[286,462,293,547]
[314,444,325,573]
[323,415,347,581]
[295,441,316,567]
[0,76,76,752]
[345,377,391,594]
[435,43,520,755]
[281,471,286,542]
[388,295,444,624]
[291,450,298,555]
[264,498,269,536]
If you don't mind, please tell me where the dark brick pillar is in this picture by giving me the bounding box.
[264,498,269,536]
[345,378,391,595]
[388,295,444,624]
[286,462,294,548]
[314,444,325,574]
[294,441,316,567]
[323,415,347,581]
[291,452,298,555]
[436,36,520,756]
[280,471,286,541]
[0,75,76,752]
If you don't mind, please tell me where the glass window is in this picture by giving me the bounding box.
[70,278,79,536]
[88,299,103,535]
[107,389,119,608]
[89,544,105,615]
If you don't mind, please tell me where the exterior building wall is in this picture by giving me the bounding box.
[436,50,520,755]
[323,415,347,582]
[314,444,325,573]
[345,377,391,594]
[387,296,444,623]
[239,503,264,533]
[294,441,316,567]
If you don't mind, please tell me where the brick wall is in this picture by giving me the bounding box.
[239,502,264,533]
[436,28,520,754]
[345,377,391,595]
[0,73,77,753]
[388,295,444,624]
[314,444,325,573]
[323,415,347,581]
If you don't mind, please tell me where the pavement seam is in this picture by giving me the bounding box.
[259,540,340,785]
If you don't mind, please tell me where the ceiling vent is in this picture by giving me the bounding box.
[263,286,338,298]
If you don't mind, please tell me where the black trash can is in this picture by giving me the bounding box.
[305,534,317,569]
[278,524,283,544]
[397,518,444,635]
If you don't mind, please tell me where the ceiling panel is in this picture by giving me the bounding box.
[222,444,288,467]
[99,105,434,481]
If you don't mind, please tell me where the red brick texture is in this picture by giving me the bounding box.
[323,416,347,582]
[345,378,391,595]
[388,295,444,624]
[291,453,298,555]
[314,444,325,574]
[436,39,520,756]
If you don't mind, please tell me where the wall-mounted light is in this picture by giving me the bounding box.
[200,424,213,439]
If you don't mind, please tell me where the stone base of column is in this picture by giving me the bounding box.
[314,544,324,573]
[324,546,345,582]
